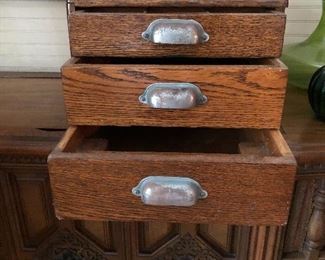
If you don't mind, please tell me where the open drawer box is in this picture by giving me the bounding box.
[48,126,296,225]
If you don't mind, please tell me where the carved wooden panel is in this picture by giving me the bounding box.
[130,222,236,259]
[0,168,18,260]
[0,176,9,260]
[198,224,234,255]
[9,167,56,248]
[137,222,179,255]
[283,179,317,257]
[0,162,126,260]
[0,231,3,260]
[75,220,127,259]
[36,227,114,260]
[247,226,284,260]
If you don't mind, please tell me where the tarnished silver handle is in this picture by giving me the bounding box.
[139,83,207,109]
[142,19,209,45]
[132,176,208,207]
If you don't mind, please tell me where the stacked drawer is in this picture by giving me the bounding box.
[48,0,296,226]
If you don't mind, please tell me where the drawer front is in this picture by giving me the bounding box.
[69,12,286,58]
[62,59,288,129]
[73,0,288,8]
[48,127,296,225]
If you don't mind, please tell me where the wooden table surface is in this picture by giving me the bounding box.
[282,86,325,175]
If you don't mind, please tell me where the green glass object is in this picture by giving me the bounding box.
[281,0,325,89]
[308,66,325,121]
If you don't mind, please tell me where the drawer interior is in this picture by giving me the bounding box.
[61,126,289,159]
[71,57,284,66]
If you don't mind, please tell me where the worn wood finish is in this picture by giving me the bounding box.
[48,126,296,225]
[69,11,286,58]
[62,58,288,129]
[0,77,67,129]
[73,0,288,8]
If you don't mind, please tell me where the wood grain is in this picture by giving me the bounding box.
[62,59,288,129]
[0,128,127,259]
[69,11,286,58]
[282,87,325,170]
[0,77,67,129]
[48,127,296,225]
[247,226,284,260]
[74,0,288,8]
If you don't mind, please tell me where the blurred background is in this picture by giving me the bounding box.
[0,0,323,73]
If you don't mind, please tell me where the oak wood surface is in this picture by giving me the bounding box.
[0,77,67,129]
[282,87,325,171]
[237,140,285,260]
[48,127,296,225]
[62,59,288,129]
[73,0,288,8]
[69,11,286,58]
[0,128,63,160]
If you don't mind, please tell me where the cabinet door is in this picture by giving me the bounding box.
[128,222,284,260]
[0,179,10,260]
[0,164,127,260]
[129,222,238,259]
[0,160,286,260]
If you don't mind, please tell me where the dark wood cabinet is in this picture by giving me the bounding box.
[0,136,127,259]
[0,151,248,259]
[0,127,286,259]
[0,156,283,260]
[0,80,324,259]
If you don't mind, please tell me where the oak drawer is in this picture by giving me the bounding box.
[48,126,296,225]
[73,0,288,8]
[62,58,288,129]
[69,10,286,58]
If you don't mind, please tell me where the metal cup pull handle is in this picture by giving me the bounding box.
[132,176,208,207]
[142,19,209,45]
[139,83,207,109]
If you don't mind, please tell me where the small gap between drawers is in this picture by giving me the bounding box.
[74,57,278,66]
[74,7,276,14]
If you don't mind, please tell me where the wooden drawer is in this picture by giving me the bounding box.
[62,58,288,129]
[69,10,286,58]
[48,126,296,225]
[73,0,288,8]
